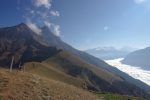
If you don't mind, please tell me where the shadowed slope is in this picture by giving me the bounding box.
[0,23,61,68]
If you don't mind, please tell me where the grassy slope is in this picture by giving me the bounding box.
[0,68,146,100]
[24,51,123,90]
[24,51,150,99]
[95,93,146,100]
[0,68,101,100]
[0,50,147,100]
[25,62,84,88]
[24,62,147,100]
[45,52,122,82]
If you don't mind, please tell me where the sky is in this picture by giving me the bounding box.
[0,0,150,50]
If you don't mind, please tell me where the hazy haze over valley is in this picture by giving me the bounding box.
[106,58,150,86]
[85,46,136,60]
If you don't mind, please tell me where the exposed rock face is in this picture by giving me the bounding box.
[0,23,61,68]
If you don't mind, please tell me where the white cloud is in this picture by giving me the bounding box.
[105,58,150,86]
[52,24,61,36]
[50,11,60,17]
[22,0,61,37]
[33,0,52,9]
[27,21,42,35]
[134,0,147,4]
[44,21,51,28]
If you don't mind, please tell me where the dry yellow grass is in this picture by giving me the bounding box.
[24,62,84,88]
[0,68,103,100]
[44,51,123,83]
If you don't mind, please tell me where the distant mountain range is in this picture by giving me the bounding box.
[0,23,150,99]
[122,47,150,70]
[85,47,135,60]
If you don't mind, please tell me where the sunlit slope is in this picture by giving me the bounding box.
[24,51,149,99]
[0,68,101,100]
[25,61,84,88]
[25,51,122,89]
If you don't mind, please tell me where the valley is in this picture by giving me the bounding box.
[0,23,149,99]
[1,0,150,99]
[105,58,150,86]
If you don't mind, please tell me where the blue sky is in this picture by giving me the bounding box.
[0,0,150,50]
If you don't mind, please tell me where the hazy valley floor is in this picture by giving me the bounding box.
[105,58,150,86]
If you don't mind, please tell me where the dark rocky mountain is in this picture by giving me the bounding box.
[122,47,150,70]
[0,23,150,99]
[85,47,131,60]
[0,23,61,68]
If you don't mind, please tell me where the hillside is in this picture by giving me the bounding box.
[25,51,124,91]
[0,23,150,99]
[25,51,150,99]
[122,47,150,70]
[0,68,101,100]
[35,24,150,93]
[0,68,145,100]
[95,93,146,100]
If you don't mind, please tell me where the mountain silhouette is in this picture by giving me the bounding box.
[122,47,150,70]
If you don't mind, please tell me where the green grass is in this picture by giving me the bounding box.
[0,96,2,100]
[95,92,146,100]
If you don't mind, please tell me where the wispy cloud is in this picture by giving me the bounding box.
[134,0,147,4]
[44,21,51,28]
[52,24,61,36]
[50,11,60,17]
[33,0,52,9]
[133,0,150,11]
[19,0,61,36]
[27,20,42,35]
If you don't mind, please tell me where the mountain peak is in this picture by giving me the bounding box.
[19,23,33,30]
[14,23,28,28]
[18,23,27,26]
